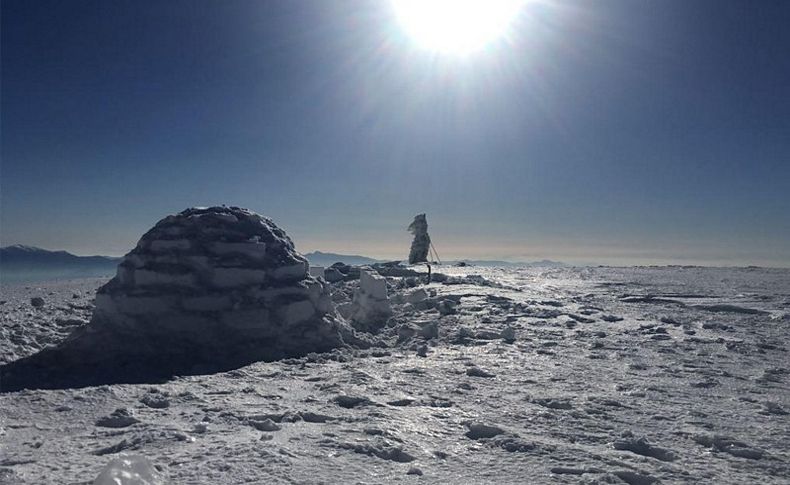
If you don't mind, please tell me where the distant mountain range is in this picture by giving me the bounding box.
[303,251,381,267]
[0,245,569,284]
[0,245,120,283]
[303,251,567,268]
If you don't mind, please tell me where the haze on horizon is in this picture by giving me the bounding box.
[1,0,789,268]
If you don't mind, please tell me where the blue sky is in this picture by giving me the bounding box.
[2,0,788,266]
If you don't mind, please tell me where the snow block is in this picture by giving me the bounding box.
[133,269,196,288]
[309,266,325,279]
[272,261,308,281]
[210,267,267,288]
[405,288,428,304]
[360,270,388,300]
[208,241,267,260]
[182,295,233,312]
[350,270,392,331]
[278,300,316,326]
[149,239,192,252]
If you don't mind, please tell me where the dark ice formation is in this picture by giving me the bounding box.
[407,214,431,264]
[0,207,353,391]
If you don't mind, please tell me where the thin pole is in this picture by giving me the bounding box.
[429,240,442,265]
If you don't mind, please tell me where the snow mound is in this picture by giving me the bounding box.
[0,207,351,390]
[93,454,166,485]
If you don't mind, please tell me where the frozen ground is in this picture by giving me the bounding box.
[1,266,788,484]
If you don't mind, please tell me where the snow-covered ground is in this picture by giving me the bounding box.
[1,266,788,484]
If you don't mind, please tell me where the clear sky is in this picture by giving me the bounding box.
[2,0,789,266]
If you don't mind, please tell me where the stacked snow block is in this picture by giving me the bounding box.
[0,207,349,390]
[309,266,326,279]
[96,207,337,348]
[349,270,392,332]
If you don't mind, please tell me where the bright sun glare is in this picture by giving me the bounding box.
[392,0,523,55]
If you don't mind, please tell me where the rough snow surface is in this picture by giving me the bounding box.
[1,265,789,484]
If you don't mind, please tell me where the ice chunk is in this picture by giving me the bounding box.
[272,261,308,280]
[93,454,166,485]
[309,266,325,279]
[405,288,428,304]
[360,270,387,300]
[351,270,392,330]
[324,267,344,282]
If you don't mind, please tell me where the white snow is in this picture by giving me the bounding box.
[405,288,428,304]
[359,270,387,300]
[349,270,392,328]
[1,265,789,484]
[93,454,165,485]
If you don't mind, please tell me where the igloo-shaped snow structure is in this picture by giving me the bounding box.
[0,207,351,390]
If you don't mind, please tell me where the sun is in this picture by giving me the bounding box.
[391,0,523,55]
